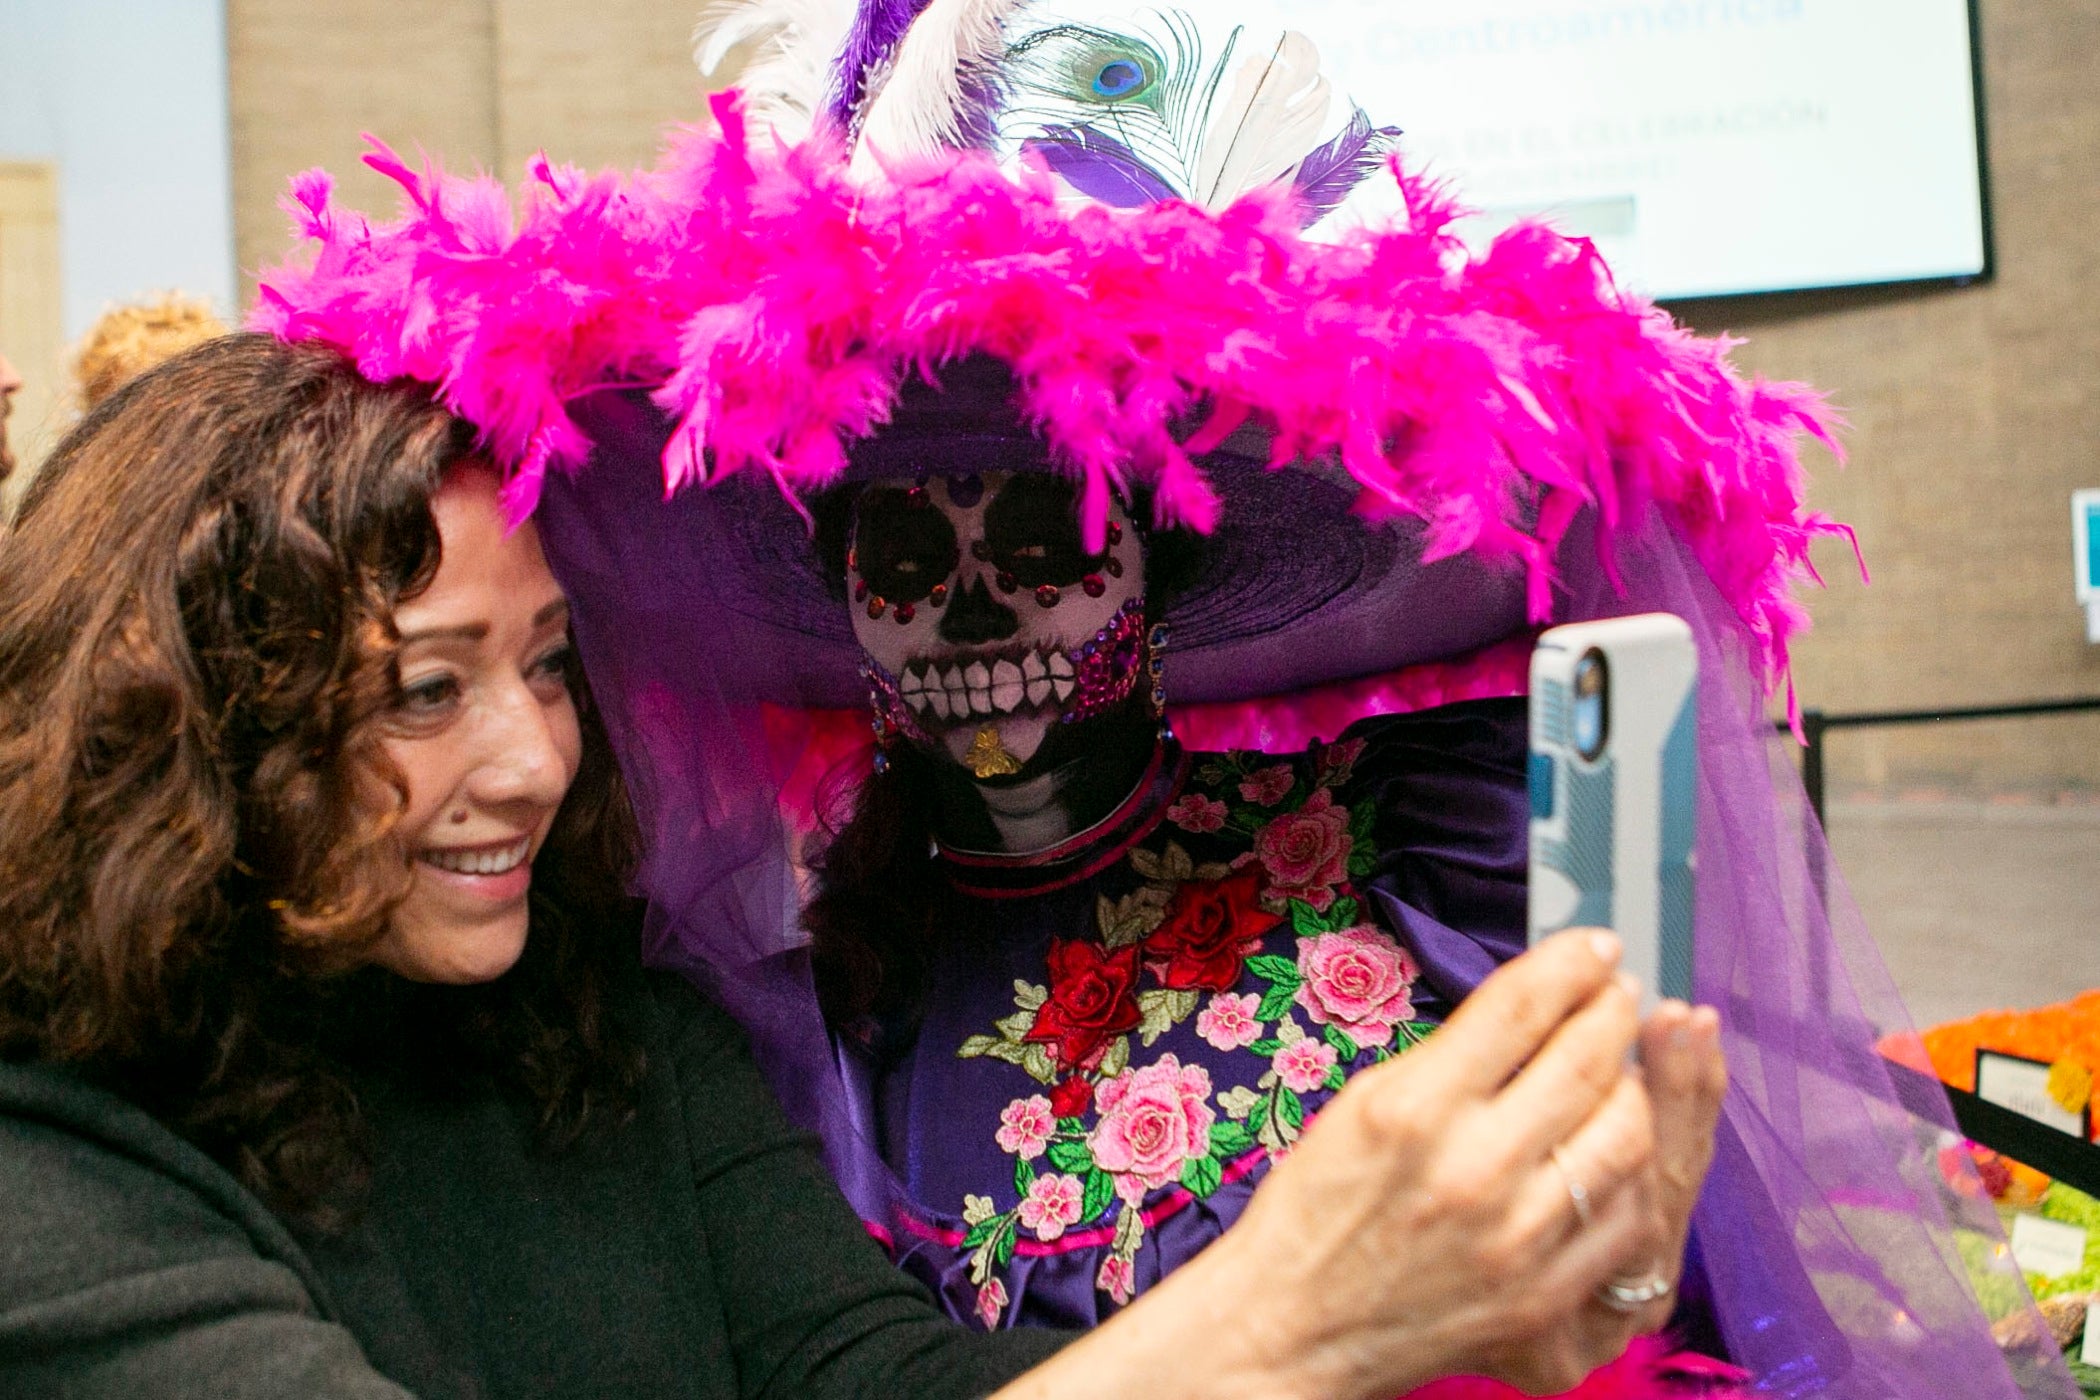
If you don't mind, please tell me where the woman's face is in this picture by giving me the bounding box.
[372,466,582,983]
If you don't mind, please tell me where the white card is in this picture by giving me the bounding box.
[2083,1302,2100,1366]
[1976,1051,2089,1138]
[2010,1213,2088,1280]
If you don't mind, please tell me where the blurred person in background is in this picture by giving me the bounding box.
[72,293,227,414]
[0,350,21,489]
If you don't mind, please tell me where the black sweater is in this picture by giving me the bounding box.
[0,965,1067,1398]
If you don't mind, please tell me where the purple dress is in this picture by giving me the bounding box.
[845,701,1539,1329]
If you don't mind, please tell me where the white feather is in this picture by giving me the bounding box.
[1192,28,1331,207]
[849,0,1028,174]
[692,0,859,141]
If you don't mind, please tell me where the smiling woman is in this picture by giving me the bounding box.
[377,471,584,985]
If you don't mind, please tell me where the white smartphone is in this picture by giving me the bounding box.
[1527,614,1698,1009]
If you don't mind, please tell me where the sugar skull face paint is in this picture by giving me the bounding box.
[850,471,1146,776]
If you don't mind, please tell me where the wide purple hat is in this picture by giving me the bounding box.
[253,103,2078,1399]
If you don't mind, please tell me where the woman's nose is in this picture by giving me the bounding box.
[939,576,1019,645]
[472,691,573,809]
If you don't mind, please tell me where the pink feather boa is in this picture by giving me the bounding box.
[253,91,1852,718]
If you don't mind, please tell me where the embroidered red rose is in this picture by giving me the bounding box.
[1165,793,1228,833]
[1049,1077,1094,1119]
[1026,940,1144,1068]
[1145,866,1284,992]
[1253,788,1352,912]
[1238,764,1295,806]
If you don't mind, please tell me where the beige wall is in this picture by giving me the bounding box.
[1675,0,2100,795]
[0,162,64,518]
[226,1,2100,795]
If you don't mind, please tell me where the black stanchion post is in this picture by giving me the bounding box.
[1801,708,1828,830]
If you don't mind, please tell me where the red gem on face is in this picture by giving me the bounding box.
[1106,520,1123,545]
[930,583,949,607]
[1082,574,1107,598]
[894,603,916,624]
[1105,557,1124,578]
[867,596,887,619]
[997,571,1018,594]
[1036,584,1061,608]
[854,579,869,602]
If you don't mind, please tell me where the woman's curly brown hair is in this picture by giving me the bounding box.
[0,334,641,1231]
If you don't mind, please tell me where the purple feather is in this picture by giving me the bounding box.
[827,0,935,127]
[1292,105,1404,219]
[1024,126,1178,208]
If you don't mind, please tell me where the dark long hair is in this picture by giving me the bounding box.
[0,334,641,1230]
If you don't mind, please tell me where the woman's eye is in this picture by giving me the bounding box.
[529,643,576,693]
[398,673,460,713]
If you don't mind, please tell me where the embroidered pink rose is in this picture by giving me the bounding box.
[996,1095,1056,1160]
[1239,764,1295,806]
[1018,1172,1086,1242]
[1097,1253,1136,1307]
[976,1277,1008,1328]
[1166,793,1229,833]
[1254,788,1352,911]
[1195,992,1262,1051]
[1316,737,1367,787]
[1088,1056,1217,1205]
[1273,1036,1339,1094]
[1296,924,1418,1051]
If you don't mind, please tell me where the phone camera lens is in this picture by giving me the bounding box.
[1572,650,1609,762]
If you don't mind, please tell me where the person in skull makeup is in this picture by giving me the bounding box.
[786,363,1726,1380]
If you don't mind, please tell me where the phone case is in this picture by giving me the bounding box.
[1527,614,1698,1007]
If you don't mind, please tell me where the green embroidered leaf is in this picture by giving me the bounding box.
[1112,1204,1146,1255]
[1082,1168,1116,1223]
[963,1194,998,1227]
[993,1008,1037,1043]
[1127,846,1169,881]
[959,1035,1002,1059]
[992,1217,1019,1269]
[1217,1086,1263,1122]
[1246,954,1301,987]
[1209,1120,1255,1158]
[1136,991,1177,1047]
[1014,1156,1037,1197]
[1192,861,1235,883]
[1162,989,1199,1023]
[1020,1043,1060,1085]
[1098,1035,1131,1080]
[974,1039,1033,1068]
[1159,842,1195,883]
[1345,845,1377,879]
[1324,1065,1347,1092]
[1277,1087,1306,1131]
[1196,761,1232,786]
[1248,1096,1272,1136]
[1255,981,1298,1023]
[1056,1117,1088,1136]
[1248,1038,1284,1056]
[1012,980,1048,1011]
[1373,1047,1393,1063]
[1180,1153,1224,1198]
[1047,1139,1095,1174]
[1349,800,1377,841]
[1325,1024,1363,1060]
[962,1217,998,1251]
[1287,899,1332,938]
[1227,809,1264,835]
[1327,896,1361,928]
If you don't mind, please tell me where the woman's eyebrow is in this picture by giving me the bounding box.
[398,599,568,645]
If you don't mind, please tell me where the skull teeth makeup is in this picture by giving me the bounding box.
[897,644,1078,720]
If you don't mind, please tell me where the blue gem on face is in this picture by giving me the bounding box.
[946,473,984,508]
[1092,58,1147,98]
